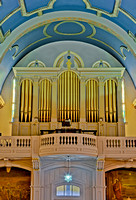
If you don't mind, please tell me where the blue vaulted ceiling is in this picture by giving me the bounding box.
[0,0,136,92]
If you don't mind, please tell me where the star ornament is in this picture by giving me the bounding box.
[64,173,72,182]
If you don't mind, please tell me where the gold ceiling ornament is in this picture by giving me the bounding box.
[53,50,84,68]
[92,60,111,68]
[6,167,11,173]
[0,95,5,109]
[27,60,46,68]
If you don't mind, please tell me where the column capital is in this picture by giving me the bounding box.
[51,77,58,82]
[116,76,123,82]
[32,158,40,171]
[97,157,105,171]
[32,76,40,82]
[98,76,105,82]
[80,77,86,82]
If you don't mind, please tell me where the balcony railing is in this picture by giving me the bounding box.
[0,135,136,159]
[0,136,32,158]
[39,133,97,157]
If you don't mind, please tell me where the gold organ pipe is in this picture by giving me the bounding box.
[62,73,64,121]
[86,82,88,122]
[109,80,113,122]
[75,75,77,121]
[44,80,47,122]
[73,73,75,122]
[88,80,90,122]
[67,71,70,119]
[105,81,109,122]
[78,77,80,121]
[65,72,67,119]
[113,81,116,122]
[50,81,51,121]
[41,80,44,122]
[93,81,96,122]
[58,77,60,121]
[28,81,32,122]
[96,82,98,122]
[21,81,25,122]
[91,80,94,122]
[25,80,28,122]
[70,71,72,121]
[39,82,41,121]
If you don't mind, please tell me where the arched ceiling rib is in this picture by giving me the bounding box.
[0,0,136,92]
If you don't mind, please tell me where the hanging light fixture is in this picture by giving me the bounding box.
[64,156,72,183]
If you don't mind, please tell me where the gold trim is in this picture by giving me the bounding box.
[19,0,56,17]
[86,23,96,38]
[128,31,136,43]
[0,17,135,63]
[119,8,136,24]
[0,7,21,26]
[82,0,121,17]
[9,45,19,60]
[54,21,86,36]
[43,23,52,38]
[120,45,130,61]
[0,28,11,43]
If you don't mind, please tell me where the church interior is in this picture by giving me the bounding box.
[0,0,136,199]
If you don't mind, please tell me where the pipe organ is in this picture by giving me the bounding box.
[13,65,125,136]
[104,79,117,122]
[20,79,33,122]
[58,71,80,122]
[86,80,98,122]
[39,79,52,122]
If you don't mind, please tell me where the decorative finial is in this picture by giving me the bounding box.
[66,51,72,70]
[99,59,103,67]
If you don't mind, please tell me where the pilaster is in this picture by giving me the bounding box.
[117,77,125,136]
[31,158,41,200]
[95,157,106,200]
[31,77,39,135]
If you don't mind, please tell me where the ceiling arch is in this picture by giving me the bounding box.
[0,1,136,92]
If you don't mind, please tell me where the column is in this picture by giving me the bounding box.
[32,77,39,135]
[12,77,20,136]
[51,77,57,129]
[117,77,125,136]
[98,77,105,136]
[95,157,106,200]
[31,158,41,200]
[79,78,86,129]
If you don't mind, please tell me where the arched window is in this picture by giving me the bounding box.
[104,79,117,122]
[20,79,33,122]
[86,79,98,122]
[39,79,51,122]
[58,71,80,122]
[56,185,80,197]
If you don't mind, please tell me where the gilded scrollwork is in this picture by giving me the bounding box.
[120,46,130,61]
